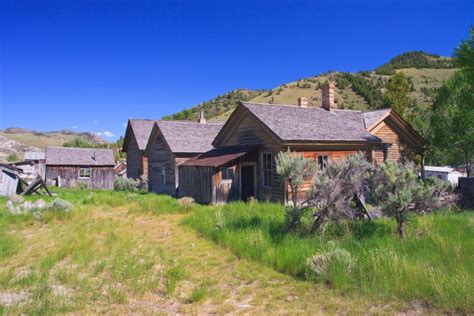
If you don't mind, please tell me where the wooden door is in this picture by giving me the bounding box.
[240,165,255,201]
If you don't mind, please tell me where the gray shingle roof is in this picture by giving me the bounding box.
[241,102,380,142]
[157,121,224,153]
[24,151,45,160]
[362,109,391,129]
[45,147,115,166]
[129,119,157,150]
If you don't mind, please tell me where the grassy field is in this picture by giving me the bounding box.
[0,189,472,313]
[184,202,474,313]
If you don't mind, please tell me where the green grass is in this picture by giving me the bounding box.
[1,188,473,313]
[183,202,474,312]
[0,189,193,314]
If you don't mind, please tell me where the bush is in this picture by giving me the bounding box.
[307,153,372,233]
[6,153,20,162]
[114,177,140,192]
[176,197,195,210]
[51,198,73,212]
[6,196,74,219]
[306,241,354,285]
[75,180,88,190]
[368,161,458,237]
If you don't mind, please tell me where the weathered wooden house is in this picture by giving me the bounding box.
[145,116,223,196]
[179,83,426,204]
[122,119,156,181]
[45,147,115,189]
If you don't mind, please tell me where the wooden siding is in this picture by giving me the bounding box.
[126,132,144,180]
[371,120,416,164]
[179,166,215,204]
[0,168,20,196]
[45,166,113,189]
[218,112,279,147]
[148,129,177,196]
[285,150,359,204]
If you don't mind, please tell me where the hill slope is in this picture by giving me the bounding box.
[0,128,107,162]
[167,51,455,123]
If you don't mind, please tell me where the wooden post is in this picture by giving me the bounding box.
[420,154,426,180]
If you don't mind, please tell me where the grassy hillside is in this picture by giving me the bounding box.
[0,128,107,162]
[167,52,456,122]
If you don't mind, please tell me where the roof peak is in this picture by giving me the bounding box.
[46,146,109,151]
[158,120,224,126]
[241,101,362,113]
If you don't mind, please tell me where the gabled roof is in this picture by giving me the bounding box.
[45,147,115,166]
[236,102,380,143]
[362,109,391,129]
[122,119,157,152]
[152,121,224,154]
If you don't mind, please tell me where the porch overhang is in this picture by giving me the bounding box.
[181,146,257,168]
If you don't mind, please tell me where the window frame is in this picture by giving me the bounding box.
[78,167,91,179]
[262,152,273,188]
[318,155,329,169]
[160,166,166,185]
[220,166,234,183]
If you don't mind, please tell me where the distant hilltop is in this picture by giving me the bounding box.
[165,51,455,122]
[0,127,108,162]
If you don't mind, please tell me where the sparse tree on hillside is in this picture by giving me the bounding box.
[383,72,414,121]
[63,137,97,148]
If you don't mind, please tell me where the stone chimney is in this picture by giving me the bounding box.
[297,97,308,107]
[321,82,336,111]
[197,111,207,124]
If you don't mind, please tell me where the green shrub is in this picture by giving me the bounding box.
[114,177,140,192]
[306,241,354,286]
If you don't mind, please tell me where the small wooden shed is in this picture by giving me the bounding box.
[0,164,22,196]
[45,147,115,190]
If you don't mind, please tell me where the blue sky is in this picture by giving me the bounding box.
[1,0,472,140]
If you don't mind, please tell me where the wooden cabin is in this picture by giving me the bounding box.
[45,147,115,189]
[122,119,156,181]
[179,83,426,204]
[145,116,223,196]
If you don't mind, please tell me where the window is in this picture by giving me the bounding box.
[79,167,91,179]
[318,155,329,169]
[262,152,272,187]
[160,167,166,185]
[220,167,234,182]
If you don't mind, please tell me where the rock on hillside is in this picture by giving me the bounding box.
[0,135,39,162]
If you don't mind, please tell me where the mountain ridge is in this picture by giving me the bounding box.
[165,51,455,123]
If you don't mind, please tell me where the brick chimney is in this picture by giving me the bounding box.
[297,97,308,107]
[321,82,336,111]
[197,111,207,124]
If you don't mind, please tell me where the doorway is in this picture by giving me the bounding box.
[240,164,255,201]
